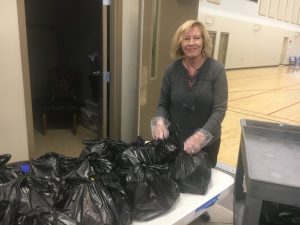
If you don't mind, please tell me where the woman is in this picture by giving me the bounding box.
[151,20,228,168]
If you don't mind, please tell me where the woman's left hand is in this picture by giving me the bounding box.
[184,131,205,154]
[184,129,213,154]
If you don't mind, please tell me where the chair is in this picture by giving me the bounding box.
[38,67,81,135]
[289,56,296,65]
[296,56,300,65]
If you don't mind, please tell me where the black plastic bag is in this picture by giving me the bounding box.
[0,176,76,225]
[121,142,161,168]
[120,141,180,221]
[0,177,21,208]
[153,138,180,164]
[57,178,118,225]
[11,161,64,207]
[56,160,119,225]
[16,208,77,225]
[80,152,133,225]
[80,137,130,162]
[81,151,113,177]
[0,154,18,184]
[118,142,160,189]
[80,137,147,171]
[125,163,179,221]
[28,175,63,207]
[17,175,70,221]
[0,154,11,166]
[260,201,300,225]
[16,187,76,225]
[165,123,212,195]
[61,159,96,180]
[171,151,211,195]
[31,152,80,178]
[15,182,76,225]
[0,200,16,225]
[156,123,183,164]
[100,173,133,225]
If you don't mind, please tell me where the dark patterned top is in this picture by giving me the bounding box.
[155,57,228,143]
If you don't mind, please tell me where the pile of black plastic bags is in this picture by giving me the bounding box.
[0,127,212,225]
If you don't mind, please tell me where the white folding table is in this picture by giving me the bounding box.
[132,168,234,225]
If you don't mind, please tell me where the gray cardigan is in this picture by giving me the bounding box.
[155,57,228,143]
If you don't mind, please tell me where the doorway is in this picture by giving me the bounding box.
[208,30,217,58]
[217,32,229,66]
[24,0,104,157]
[279,37,288,65]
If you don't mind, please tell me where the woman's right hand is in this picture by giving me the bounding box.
[151,117,170,140]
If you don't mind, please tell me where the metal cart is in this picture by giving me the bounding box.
[234,119,300,225]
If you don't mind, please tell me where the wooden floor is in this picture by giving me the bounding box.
[33,125,97,158]
[218,65,300,168]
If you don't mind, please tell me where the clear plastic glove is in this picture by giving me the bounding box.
[184,129,213,155]
[151,117,170,140]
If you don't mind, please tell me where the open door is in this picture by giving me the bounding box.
[137,0,199,140]
[17,0,113,158]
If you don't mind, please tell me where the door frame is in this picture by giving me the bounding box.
[17,0,122,158]
[279,37,288,65]
[108,0,122,139]
[17,0,35,158]
[208,30,217,58]
[217,32,229,66]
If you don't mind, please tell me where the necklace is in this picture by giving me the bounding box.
[183,57,205,76]
[186,73,197,88]
[183,58,205,88]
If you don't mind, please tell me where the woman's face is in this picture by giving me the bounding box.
[181,26,204,59]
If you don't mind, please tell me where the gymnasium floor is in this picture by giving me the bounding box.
[218,65,300,169]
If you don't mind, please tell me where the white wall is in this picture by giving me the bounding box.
[0,0,29,162]
[198,0,300,68]
[121,0,139,142]
[199,0,300,31]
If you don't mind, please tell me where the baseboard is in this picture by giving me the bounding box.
[225,64,288,70]
[216,162,236,175]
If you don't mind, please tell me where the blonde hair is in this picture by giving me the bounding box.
[170,20,212,59]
